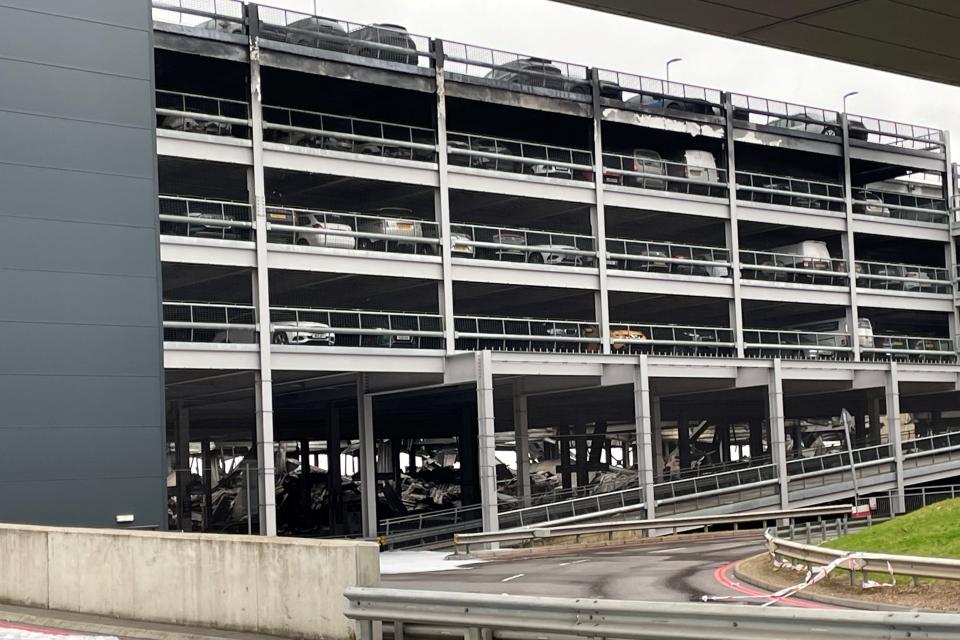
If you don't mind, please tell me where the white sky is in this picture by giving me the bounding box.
[264,0,960,143]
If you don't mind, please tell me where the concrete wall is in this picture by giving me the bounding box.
[0,524,380,639]
[0,1,166,526]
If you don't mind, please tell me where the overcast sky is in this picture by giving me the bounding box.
[263,0,960,144]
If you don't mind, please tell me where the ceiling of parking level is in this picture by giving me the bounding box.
[552,1,960,86]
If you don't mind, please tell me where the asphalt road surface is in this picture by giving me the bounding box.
[383,535,819,606]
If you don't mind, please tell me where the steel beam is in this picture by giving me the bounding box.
[358,374,378,538]
[768,358,789,508]
[590,70,611,353]
[433,41,456,353]
[512,383,531,507]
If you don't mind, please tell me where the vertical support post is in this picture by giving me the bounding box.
[590,70,611,353]
[459,408,479,505]
[432,40,456,352]
[840,113,861,361]
[768,359,789,508]
[174,404,191,532]
[476,351,499,534]
[574,423,589,487]
[634,356,656,519]
[201,439,213,530]
[651,395,664,481]
[868,393,882,446]
[886,362,906,514]
[512,383,531,506]
[559,425,573,490]
[299,438,311,522]
[678,409,690,470]
[358,375,377,538]
[749,417,763,459]
[247,5,276,536]
[328,405,342,535]
[723,93,745,358]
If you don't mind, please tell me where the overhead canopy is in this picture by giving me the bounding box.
[552,1,960,86]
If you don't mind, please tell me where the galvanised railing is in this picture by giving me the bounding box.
[448,223,596,266]
[606,238,729,274]
[454,315,600,353]
[270,306,444,349]
[447,132,593,181]
[735,170,845,211]
[158,195,253,241]
[162,302,257,343]
[152,0,244,32]
[596,68,722,111]
[856,259,950,293]
[848,113,946,154]
[786,442,891,477]
[601,151,727,196]
[442,41,590,95]
[607,323,735,356]
[739,249,846,285]
[155,90,250,137]
[730,93,843,137]
[743,329,853,359]
[262,104,436,161]
[861,335,957,360]
[853,188,948,224]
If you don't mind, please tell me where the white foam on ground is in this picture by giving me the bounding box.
[0,626,117,640]
[379,550,485,575]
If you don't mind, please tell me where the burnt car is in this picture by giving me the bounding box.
[484,58,621,98]
[627,95,722,117]
[349,24,419,65]
[262,16,350,52]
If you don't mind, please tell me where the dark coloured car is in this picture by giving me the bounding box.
[448,139,518,173]
[484,58,621,98]
[349,24,419,65]
[262,17,350,52]
[628,95,722,117]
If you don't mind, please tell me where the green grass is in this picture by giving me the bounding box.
[821,498,960,559]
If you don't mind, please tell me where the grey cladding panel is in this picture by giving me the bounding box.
[0,0,150,29]
[0,427,162,482]
[0,477,163,528]
[0,216,159,277]
[0,164,155,228]
[0,270,161,327]
[0,6,151,79]
[0,375,162,428]
[0,110,155,178]
[0,323,161,376]
[0,58,153,129]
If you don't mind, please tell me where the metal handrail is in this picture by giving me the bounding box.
[847,113,945,152]
[608,323,735,348]
[739,249,847,279]
[787,442,892,477]
[596,68,722,106]
[152,0,244,30]
[601,152,727,189]
[902,429,960,454]
[447,132,594,178]
[735,170,845,208]
[743,329,853,352]
[862,335,957,356]
[162,302,257,343]
[450,223,596,264]
[853,192,948,224]
[158,195,254,239]
[730,93,840,130]
[441,40,588,89]
[264,205,440,250]
[605,238,729,272]
[856,259,950,288]
[454,316,600,347]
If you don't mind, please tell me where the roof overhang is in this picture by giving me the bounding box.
[552,1,960,86]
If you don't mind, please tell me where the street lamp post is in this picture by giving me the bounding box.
[842,90,859,113]
[665,57,683,86]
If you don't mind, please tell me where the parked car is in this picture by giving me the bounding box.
[615,149,668,190]
[293,212,355,249]
[766,240,836,284]
[483,58,622,99]
[663,149,720,195]
[448,139,518,172]
[610,328,647,352]
[357,208,432,254]
[262,17,349,52]
[478,229,526,262]
[625,244,670,272]
[628,95,722,117]
[526,240,583,266]
[349,24,419,65]
[787,317,874,359]
[360,316,417,348]
[449,225,475,258]
[196,18,244,35]
[184,209,243,241]
[852,188,891,217]
[265,208,296,244]
[159,114,232,137]
[671,247,729,277]
[272,321,336,346]
[767,112,869,140]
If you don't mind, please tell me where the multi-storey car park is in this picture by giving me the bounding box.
[152,1,960,542]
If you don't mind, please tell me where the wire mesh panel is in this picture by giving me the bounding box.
[449,223,596,266]
[607,324,735,357]
[159,196,253,241]
[786,443,891,477]
[152,0,245,32]
[596,69,723,114]
[264,205,440,253]
[447,132,593,181]
[735,171,844,211]
[861,335,957,362]
[255,5,432,68]
[156,91,250,138]
[855,260,950,293]
[162,302,256,343]
[730,93,843,137]
[739,249,847,286]
[270,307,443,349]
[605,238,730,275]
[743,329,854,360]
[442,41,591,97]
[847,114,945,153]
[852,188,948,224]
[602,152,727,197]
[454,316,600,353]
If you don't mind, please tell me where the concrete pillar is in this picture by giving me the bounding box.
[868,393,882,446]
[459,408,479,506]
[767,359,789,508]
[512,385,531,506]
[476,351,499,533]
[723,93,746,358]
[174,404,191,532]
[201,439,213,530]
[678,409,690,470]
[432,41,456,353]
[840,113,861,361]
[328,405,342,535]
[299,438,311,523]
[357,376,377,538]
[559,426,573,489]
[589,70,611,354]
[574,423,589,487]
[749,417,763,460]
[634,356,656,519]
[652,396,664,481]
[886,363,906,513]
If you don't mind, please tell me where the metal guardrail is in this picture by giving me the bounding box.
[768,530,960,582]
[270,307,443,349]
[449,223,596,266]
[606,238,730,275]
[730,93,843,136]
[159,195,253,240]
[155,90,249,138]
[606,323,735,356]
[786,442,891,478]
[735,170,844,211]
[454,316,600,353]
[152,0,245,31]
[743,329,853,358]
[596,68,723,110]
[601,152,727,196]
[853,190,948,224]
[847,113,946,153]
[346,586,960,640]
[262,104,436,161]
[255,4,432,68]
[447,132,593,181]
[740,249,846,284]
[442,41,590,96]
[163,302,256,343]
[862,335,957,360]
[455,505,852,551]
[856,259,950,293]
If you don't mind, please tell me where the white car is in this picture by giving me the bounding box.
[272,322,335,346]
[450,226,475,257]
[527,243,582,266]
[294,212,355,249]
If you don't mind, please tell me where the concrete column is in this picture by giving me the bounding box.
[299,438,311,523]
[432,41,456,353]
[633,356,656,519]
[201,439,213,530]
[678,409,690,470]
[868,394,882,446]
[574,423,589,487]
[749,417,763,460]
[651,396,664,481]
[512,384,531,506]
[174,404,191,532]
[253,373,277,536]
[840,113,861,361]
[767,359,789,508]
[559,426,573,489]
[328,405,342,535]
[357,375,377,538]
[590,70,611,354]
[886,363,906,513]
[475,351,499,533]
[723,93,745,358]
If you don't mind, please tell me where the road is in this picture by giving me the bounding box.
[383,535,818,606]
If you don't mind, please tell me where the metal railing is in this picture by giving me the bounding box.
[346,585,960,640]
[740,249,847,285]
[270,306,443,349]
[862,335,957,360]
[735,170,844,211]
[159,195,253,241]
[856,259,950,293]
[162,302,257,343]
[447,132,593,181]
[263,205,440,254]
[731,93,843,138]
[786,442,891,477]
[449,223,595,266]
[853,189,948,224]
[262,104,436,161]
[454,315,600,353]
[498,486,645,531]
[601,152,727,196]
[606,323,735,356]
[442,41,590,96]
[902,430,960,456]
[606,238,730,275]
[847,113,946,154]
[596,68,723,112]
[152,0,245,32]
[743,329,853,359]
[155,90,250,137]
[255,4,432,68]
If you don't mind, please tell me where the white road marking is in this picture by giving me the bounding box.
[501,573,525,583]
[649,547,687,554]
[559,559,591,566]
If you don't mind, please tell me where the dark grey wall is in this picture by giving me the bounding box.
[0,1,165,527]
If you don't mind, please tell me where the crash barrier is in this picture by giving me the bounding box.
[0,523,378,640]
[766,528,960,584]
[453,505,850,553]
[735,170,844,211]
[344,586,960,640]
